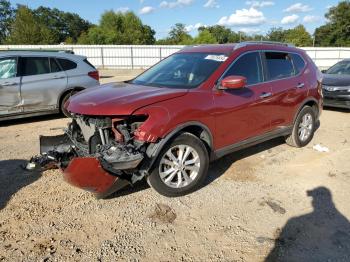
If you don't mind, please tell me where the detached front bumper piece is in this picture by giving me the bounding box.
[28,133,141,198]
[63,157,130,199]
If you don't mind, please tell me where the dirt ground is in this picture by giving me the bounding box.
[1,71,350,261]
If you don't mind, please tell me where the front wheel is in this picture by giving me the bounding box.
[60,90,78,118]
[147,133,209,197]
[285,106,316,147]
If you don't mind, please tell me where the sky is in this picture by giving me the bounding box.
[9,0,340,39]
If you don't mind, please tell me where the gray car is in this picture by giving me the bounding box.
[0,50,100,120]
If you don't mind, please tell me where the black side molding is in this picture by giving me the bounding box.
[213,126,293,160]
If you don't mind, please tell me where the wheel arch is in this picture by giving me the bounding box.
[293,98,319,124]
[58,87,85,111]
[142,122,214,174]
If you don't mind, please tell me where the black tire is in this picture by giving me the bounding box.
[60,90,78,118]
[147,133,209,197]
[285,106,316,148]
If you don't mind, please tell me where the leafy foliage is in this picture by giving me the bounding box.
[78,11,155,44]
[6,6,56,44]
[34,6,91,43]
[266,25,313,47]
[315,1,350,46]
[0,0,349,46]
[0,0,14,43]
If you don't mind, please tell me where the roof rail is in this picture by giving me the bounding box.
[0,49,75,54]
[234,41,295,50]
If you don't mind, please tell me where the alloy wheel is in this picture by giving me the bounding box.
[159,145,200,189]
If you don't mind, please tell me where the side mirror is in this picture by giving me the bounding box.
[220,76,247,90]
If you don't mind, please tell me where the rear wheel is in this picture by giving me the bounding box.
[285,106,315,147]
[147,133,209,197]
[60,90,78,118]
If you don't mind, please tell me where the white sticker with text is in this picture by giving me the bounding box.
[205,55,228,62]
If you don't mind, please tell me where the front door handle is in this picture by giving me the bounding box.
[1,82,18,87]
[260,92,272,99]
[296,83,305,89]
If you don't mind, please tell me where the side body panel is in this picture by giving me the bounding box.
[21,70,68,112]
[0,77,22,115]
[0,56,22,115]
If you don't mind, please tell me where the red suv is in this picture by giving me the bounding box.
[31,42,323,198]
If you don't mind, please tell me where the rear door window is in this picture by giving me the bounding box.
[57,59,77,71]
[21,57,50,76]
[223,52,263,85]
[0,57,17,79]
[264,52,294,80]
[291,53,306,74]
[50,58,62,73]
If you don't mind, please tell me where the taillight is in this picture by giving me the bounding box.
[88,71,100,81]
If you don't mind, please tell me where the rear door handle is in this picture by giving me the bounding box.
[260,92,272,99]
[296,83,305,89]
[53,76,65,79]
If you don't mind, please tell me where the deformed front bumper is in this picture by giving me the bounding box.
[36,134,140,198]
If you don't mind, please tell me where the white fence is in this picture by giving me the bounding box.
[1,45,350,70]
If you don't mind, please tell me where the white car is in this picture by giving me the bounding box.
[0,50,100,120]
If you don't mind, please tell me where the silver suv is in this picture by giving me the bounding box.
[0,50,100,120]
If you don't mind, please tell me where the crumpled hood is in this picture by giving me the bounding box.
[323,74,350,87]
[67,82,188,116]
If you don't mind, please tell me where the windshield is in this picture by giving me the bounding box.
[131,52,228,89]
[326,61,350,75]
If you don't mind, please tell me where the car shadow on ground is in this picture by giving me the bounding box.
[265,187,350,262]
[0,160,42,210]
[107,137,287,199]
[0,114,63,127]
[204,137,285,186]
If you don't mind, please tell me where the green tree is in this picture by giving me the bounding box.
[168,23,192,44]
[6,6,55,44]
[79,11,155,44]
[266,27,286,42]
[0,0,14,43]
[198,25,239,43]
[192,29,217,44]
[315,1,350,46]
[285,25,313,46]
[34,6,91,43]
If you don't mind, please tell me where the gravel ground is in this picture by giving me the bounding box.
[0,72,350,261]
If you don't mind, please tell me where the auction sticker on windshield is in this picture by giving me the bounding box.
[204,55,228,62]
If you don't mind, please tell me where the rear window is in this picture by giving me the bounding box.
[291,54,306,74]
[265,52,294,81]
[83,59,96,69]
[21,57,50,76]
[50,58,62,73]
[57,58,77,71]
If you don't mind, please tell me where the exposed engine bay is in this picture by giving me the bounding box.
[27,114,152,197]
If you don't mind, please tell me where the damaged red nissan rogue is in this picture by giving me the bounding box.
[29,42,323,198]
